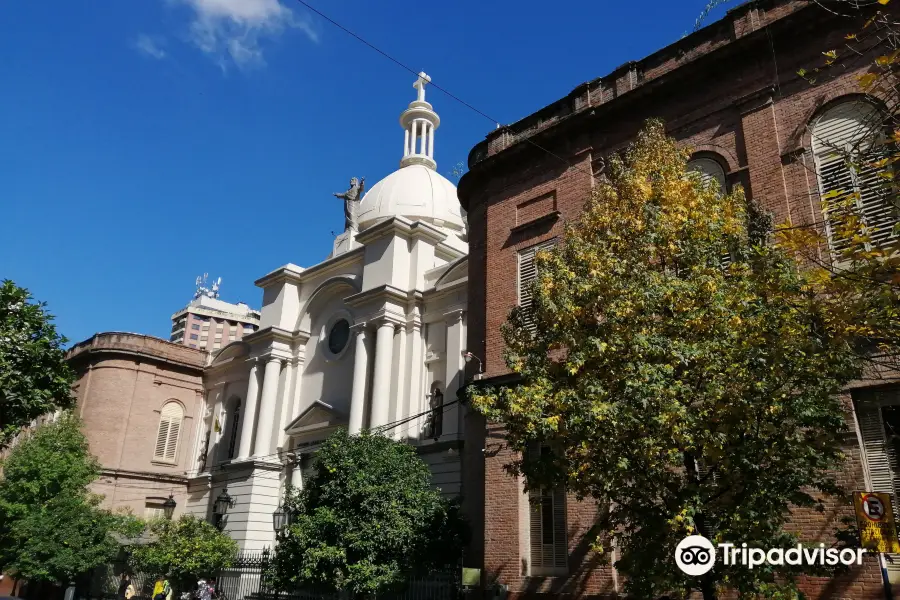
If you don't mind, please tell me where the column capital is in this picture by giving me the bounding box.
[375,313,404,329]
[444,308,465,325]
[260,352,290,365]
[350,321,369,335]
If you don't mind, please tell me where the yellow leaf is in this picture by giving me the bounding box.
[859,73,878,89]
[878,0,890,5]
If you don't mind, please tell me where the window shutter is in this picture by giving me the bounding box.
[551,487,567,569]
[526,444,568,574]
[812,101,897,256]
[687,158,727,192]
[154,421,170,460]
[857,151,896,249]
[857,395,900,576]
[518,240,556,333]
[687,159,731,268]
[154,403,183,463]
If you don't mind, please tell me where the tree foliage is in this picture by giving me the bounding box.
[0,413,132,583]
[270,429,467,598]
[0,279,75,447]
[128,515,237,587]
[471,121,877,599]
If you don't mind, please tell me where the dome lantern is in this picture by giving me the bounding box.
[399,72,440,170]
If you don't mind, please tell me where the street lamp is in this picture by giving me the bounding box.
[162,494,177,520]
[213,488,235,530]
[462,351,483,380]
[272,504,289,534]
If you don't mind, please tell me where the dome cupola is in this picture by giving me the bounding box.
[355,73,466,233]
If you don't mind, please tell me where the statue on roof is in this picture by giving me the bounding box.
[333,177,366,232]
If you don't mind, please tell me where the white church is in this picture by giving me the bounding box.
[185,74,471,550]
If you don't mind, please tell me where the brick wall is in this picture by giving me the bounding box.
[67,332,206,517]
[459,0,895,597]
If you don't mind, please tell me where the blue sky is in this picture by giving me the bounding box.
[0,0,732,345]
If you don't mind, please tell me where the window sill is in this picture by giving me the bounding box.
[528,568,569,578]
[151,459,178,467]
[511,211,561,235]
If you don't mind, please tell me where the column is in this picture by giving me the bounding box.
[390,325,408,439]
[427,123,435,158]
[348,325,370,434]
[444,310,465,437]
[410,121,418,155]
[254,357,283,458]
[237,361,260,460]
[291,462,303,489]
[278,359,297,449]
[370,320,397,429]
[404,128,410,157]
[289,347,306,427]
[405,318,426,441]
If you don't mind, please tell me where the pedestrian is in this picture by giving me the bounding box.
[152,576,172,600]
[118,574,135,600]
[196,578,212,600]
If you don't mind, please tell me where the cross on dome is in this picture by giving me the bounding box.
[400,71,440,169]
[413,72,431,103]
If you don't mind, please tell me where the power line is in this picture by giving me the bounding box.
[105,401,464,504]
[289,0,594,181]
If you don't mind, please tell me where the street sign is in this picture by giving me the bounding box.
[854,491,900,553]
[461,568,481,587]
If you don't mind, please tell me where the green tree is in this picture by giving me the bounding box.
[270,429,467,599]
[471,121,876,600]
[0,413,131,584]
[0,279,75,447]
[128,515,238,590]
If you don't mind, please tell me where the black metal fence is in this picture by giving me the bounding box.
[87,552,460,600]
[218,549,271,600]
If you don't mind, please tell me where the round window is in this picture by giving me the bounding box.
[327,319,351,355]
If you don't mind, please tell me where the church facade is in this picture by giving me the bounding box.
[184,75,472,551]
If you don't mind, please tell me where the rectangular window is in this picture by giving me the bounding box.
[145,503,165,520]
[192,324,200,330]
[518,239,557,333]
[527,444,568,575]
[855,389,900,577]
[190,334,199,340]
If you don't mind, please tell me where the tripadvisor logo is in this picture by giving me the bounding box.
[675,535,867,576]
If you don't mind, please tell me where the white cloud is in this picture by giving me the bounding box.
[134,34,168,59]
[176,0,318,69]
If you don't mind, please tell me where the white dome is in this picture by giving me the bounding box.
[356,164,465,231]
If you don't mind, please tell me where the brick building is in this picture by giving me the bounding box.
[66,332,206,519]
[458,0,898,598]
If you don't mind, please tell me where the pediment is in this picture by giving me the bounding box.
[284,400,348,436]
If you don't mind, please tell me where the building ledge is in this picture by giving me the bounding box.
[510,211,561,235]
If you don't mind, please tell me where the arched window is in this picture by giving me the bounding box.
[812,100,897,255]
[154,402,184,464]
[688,156,732,267]
[687,157,727,192]
[227,400,241,460]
